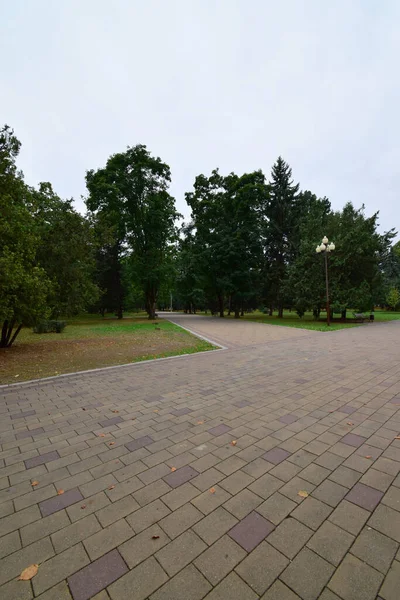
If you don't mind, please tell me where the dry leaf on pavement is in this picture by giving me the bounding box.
[31,481,39,487]
[365,455,372,459]
[108,485,115,490]
[99,433,106,437]
[109,442,115,446]
[152,535,160,539]
[19,564,39,581]
[347,422,354,426]
[209,488,216,494]
[112,410,119,413]
[57,489,64,495]
[298,490,309,498]
[197,421,204,425]
[171,467,177,472]
[81,505,86,509]
[231,440,237,446]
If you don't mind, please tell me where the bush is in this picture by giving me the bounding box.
[33,320,66,334]
[295,298,307,319]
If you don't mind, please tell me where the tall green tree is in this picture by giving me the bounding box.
[0,126,49,347]
[86,145,180,319]
[263,157,300,317]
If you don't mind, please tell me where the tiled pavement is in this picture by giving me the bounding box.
[1,316,400,600]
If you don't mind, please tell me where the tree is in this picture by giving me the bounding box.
[0,126,49,347]
[86,145,180,319]
[263,157,300,317]
[386,287,400,310]
[32,183,99,318]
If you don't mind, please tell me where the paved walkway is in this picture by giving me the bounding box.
[0,316,400,600]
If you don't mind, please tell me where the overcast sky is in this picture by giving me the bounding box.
[2,1,399,237]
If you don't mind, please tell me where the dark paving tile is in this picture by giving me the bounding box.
[16,427,45,440]
[125,435,154,451]
[170,408,193,416]
[10,410,36,420]
[234,400,252,408]
[345,482,384,511]
[208,424,232,436]
[39,487,84,517]
[341,433,367,448]
[262,447,291,465]
[68,549,128,600]
[145,395,163,403]
[163,465,199,488]
[228,511,275,552]
[279,414,298,425]
[25,450,60,469]
[338,406,357,415]
[98,416,123,428]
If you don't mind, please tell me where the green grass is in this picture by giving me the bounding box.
[195,309,400,332]
[0,314,216,384]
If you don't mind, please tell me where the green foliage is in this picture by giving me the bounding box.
[386,287,400,310]
[86,145,180,319]
[33,320,66,334]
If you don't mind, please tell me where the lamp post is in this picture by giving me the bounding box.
[316,236,335,326]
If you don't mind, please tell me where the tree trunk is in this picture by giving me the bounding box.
[269,306,273,316]
[278,305,283,318]
[117,305,123,320]
[227,295,231,316]
[241,303,244,317]
[145,289,157,320]
[234,308,240,319]
[0,320,23,348]
[341,309,347,320]
[218,295,224,318]
[1,320,8,348]
[8,325,22,348]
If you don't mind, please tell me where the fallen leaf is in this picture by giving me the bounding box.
[209,487,216,494]
[99,433,106,437]
[347,422,354,426]
[152,535,160,539]
[31,481,39,487]
[153,410,159,413]
[81,504,86,509]
[365,455,372,459]
[82,408,86,411]
[395,436,400,440]
[18,564,39,581]
[197,421,204,425]
[171,467,177,472]
[231,440,237,446]
[298,490,309,498]
[109,442,115,446]
[57,489,64,495]
[108,485,115,490]
[112,410,119,413]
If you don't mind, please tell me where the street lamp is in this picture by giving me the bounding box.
[316,237,335,326]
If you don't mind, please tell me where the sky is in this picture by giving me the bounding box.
[2,1,399,237]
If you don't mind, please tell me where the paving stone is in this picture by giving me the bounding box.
[262,447,291,464]
[329,465,361,488]
[96,495,140,528]
[193,507,238,545]
[300,463,330,485]
[228,510,275,552]
[0,530,21,559]
[329,499,370,535]
[374,456,400,476]
[291,496,332,530]
[223,488,263,520]
[162,465,199,488]
[317,591,342,600]
[67,491,110,522]
[155,530,207,577]
[234,541,288,594]
[208,424,232,436]
[16,427,45,440]
[368,504,400,542]
[360,468,394,492]
[159,502,203,539]
[202,572,258,600]
[33,543,90,596]
[191,485,231,515]
[79,474,118,498]
[328,553,384,600]
[0,537,54,586]
[15,483,58,511]
[39,487,84,517]
[119,523,170,568]
[345,482,384,511]
[0,579,33,600]
[195,535,246,585]
[307,520,355,566]
[248,472,283,499]
[192,467,226,491]
[25,450,59,469]
[341,433,367,448]
[260,580,301,600]
[256,492,297,525]
[351,527,398,574]
[287,449,316,468]
[267,517,313,559]
[269,460,302,482]
[281,547,335,600]
[312,479,348,507]
[0,504,41,535]
[21,510,70,547]
[126,498,170,532]
[35,581,72,600]
[216,455,246,476]
[11,410,36,419]
[315,452,344,470]
[379,559,400,600]
[84,518,134,560]
[278,476,316,504]
[99,416,123,428]
[150,564,211,600]
[219,470,254,495]
[133,479,171,506]
[68,549,128,600]
[382,485,400,511]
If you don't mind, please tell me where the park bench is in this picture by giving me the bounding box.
[352,312,370,322]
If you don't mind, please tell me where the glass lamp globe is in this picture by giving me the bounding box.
[322,236,329,244]
[328,243,335,251]
[320,243,326,251]
[316,246,321,253]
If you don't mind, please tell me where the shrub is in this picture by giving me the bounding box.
[33,320,66,334]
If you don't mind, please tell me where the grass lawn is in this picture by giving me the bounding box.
[196,309,400,332]
[0,315,216,385]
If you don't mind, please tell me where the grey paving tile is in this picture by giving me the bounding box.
[194,535,246,584]
[68,549,128,600]
[235,539,289,595]
[307,520,354,566]
[119,524,170,568]
[260,580,301,600]
[379,559,400,600]
[155,530,207,577]
[98,416,123,428]
[0,537,54,586]
[125,435,154,452]
[25,450,59,469]
[159,502,203,539]
[150,564,211,600]
[341,433,367,448]
[32,543,90,596]
[262,447,291,465]
[21,510,70,547]
[193,507,238,545]
[267,517,313,559]
[329,500,370,535]
[368,504,400,542]
[281,547,335,600]
[202,572,258,600]
[0,530,21,559]
[208,424,232,436]
[328,553,383,600]
[351,527,398,574]
[291,497,333,530]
